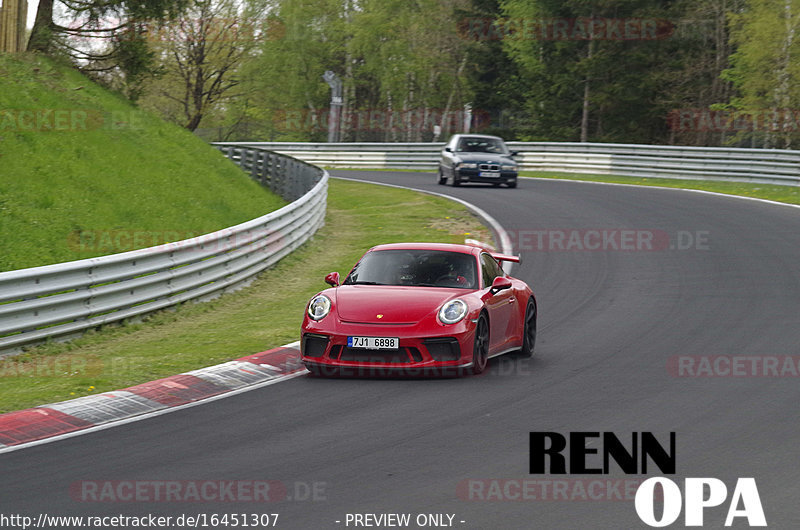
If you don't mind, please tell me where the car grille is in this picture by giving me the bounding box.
[337,347,422,364]
[424,338,461,361]
[302,334,329,358]
[479,163,499,171]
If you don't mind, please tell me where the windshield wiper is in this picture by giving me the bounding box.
[348,281,387,285]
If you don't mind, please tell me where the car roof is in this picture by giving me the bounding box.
[368,242,484,256]
[449,133,506,142]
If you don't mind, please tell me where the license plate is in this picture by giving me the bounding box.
[479,171,500,178]
[348,336,399,350]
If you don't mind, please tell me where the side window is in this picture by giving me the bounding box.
[480,253,503,288]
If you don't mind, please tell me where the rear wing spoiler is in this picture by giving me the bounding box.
[491,253,520,264]
[464,239,520,264]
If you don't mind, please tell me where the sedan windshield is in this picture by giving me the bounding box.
[456,137,508,154]
[344,250,478,289]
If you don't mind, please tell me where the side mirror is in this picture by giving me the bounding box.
[444,147,452,152]
[510,151,519,157]
[490,276,512,293]
[325,272,340,287]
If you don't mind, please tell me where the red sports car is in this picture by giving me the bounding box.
[300,242,536,377]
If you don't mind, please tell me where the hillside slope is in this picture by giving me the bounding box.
[0,54,285,272]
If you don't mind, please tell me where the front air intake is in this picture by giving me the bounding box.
[424,338,461,361]
[302,333,329,358]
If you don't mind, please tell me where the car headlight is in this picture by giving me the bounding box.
[308,295,332,321]
[458,162,478,169]
[501,163,517,170]
[438,299,468,325]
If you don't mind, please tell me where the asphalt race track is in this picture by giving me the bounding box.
[2,170,800,529]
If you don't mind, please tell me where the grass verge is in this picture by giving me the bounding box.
[0,53,285,272]
[520,171,800,205]
[0,179,491,413]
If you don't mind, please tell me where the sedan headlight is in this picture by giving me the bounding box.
[501,163,517,170]
[438,299,468,325]
[308,295,332,321]
[458,162,478,169]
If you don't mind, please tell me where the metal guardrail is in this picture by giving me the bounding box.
[0,147,327,356]
[221,141,800,186]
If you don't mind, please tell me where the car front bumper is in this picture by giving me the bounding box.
[300,321,478,376]
[455,168,517,184]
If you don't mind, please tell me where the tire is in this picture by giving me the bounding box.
[438,168,447,185]
[506,180,517,188]
[451,176,461,187]
[471,314,489,375]
[519,299,536,358]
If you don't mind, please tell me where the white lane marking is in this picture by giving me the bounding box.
[332,176,516,273]
[0,342,305,455]
[521,176,800,211]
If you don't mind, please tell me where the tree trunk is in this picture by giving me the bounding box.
[27,0,54,53]
[580,35,595,143]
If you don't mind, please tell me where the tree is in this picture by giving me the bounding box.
[138,0,268,132]
[347,0,473,142]
[724,0,800,148]
[27,0,188,97]
[498,0,710,143]
[232,0,350,141]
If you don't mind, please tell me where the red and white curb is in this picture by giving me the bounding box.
[0,342,304,451]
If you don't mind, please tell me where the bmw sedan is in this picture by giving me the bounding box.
[438,134,519,188]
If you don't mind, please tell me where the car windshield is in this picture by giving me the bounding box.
[344,249,478,289]
[456,137,508,154]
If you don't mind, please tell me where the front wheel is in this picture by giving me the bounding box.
[438,168,447,185]
[471,314,489,375]
[519,299,536,358]
[506,180,518,188]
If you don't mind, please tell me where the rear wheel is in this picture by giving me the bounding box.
[471,314,489,375]
[519,299,536,357]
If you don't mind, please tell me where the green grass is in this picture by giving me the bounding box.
[0,179,491,413]
[0,54,286,272]
[520,171,800,205]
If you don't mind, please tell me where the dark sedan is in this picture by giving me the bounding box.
[438,134,519,188]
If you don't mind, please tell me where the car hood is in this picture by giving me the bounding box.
[455,152,515,164]
[334,285,467,324]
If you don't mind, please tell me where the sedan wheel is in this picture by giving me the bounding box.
[471,314,489,375]
[438,168,447,185]
[519,299,536,357]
